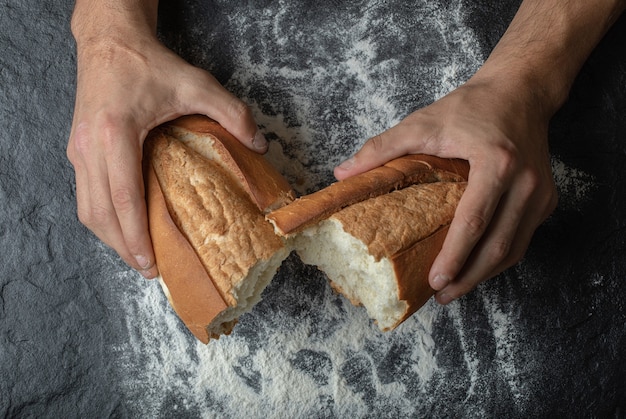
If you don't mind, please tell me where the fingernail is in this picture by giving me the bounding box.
[140,269,157,280]
[135,254,151,270]
[437,292,454,305]
[251,130,268,151]
[337,157,355,170]
[432,274,451,290]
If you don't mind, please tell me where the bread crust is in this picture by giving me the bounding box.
[266,155,468,235]
[389,225,450,329]
[145,164,227,344]
[165,115,295,212]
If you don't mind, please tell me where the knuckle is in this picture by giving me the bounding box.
[227,97,252,123]
[461,212,488,238]
[523,169,559,220]
[77,204,112,229]
[514,169,543,204]
[487,238,513,265]
[521,168,541,191]
[481,142,519,182]
[68,115,129,160]
[110,187,139,213]
[366,133,386,154]
[493,148,518,179]
[67,128,91,164]
[98,116,124,153]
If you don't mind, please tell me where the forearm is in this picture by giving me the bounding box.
[71,0,159,44]
[473,0,626,117]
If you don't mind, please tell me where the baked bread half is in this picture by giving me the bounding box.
[267,156,468,331]
[144,116,294,344]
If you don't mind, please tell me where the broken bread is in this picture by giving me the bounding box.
[267,156,468,331]
[144,114,468,341]
[144,115,294,343]
[291,182,466,331]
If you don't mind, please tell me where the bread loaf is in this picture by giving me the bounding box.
[289,181,466,331]
[267,155,468,330]
[144,116,294,344]
[144,115,468,341]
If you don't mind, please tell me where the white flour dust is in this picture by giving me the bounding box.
[106,0,571,416]
[113,272,443,418]
[223,0,483,193]
[551,156,597,211]
[480,292,531,408]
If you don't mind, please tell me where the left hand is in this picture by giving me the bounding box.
[334,75,558,304]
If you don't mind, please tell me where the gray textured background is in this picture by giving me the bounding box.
[1,0,625,417]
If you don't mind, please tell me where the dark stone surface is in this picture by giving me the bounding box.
[1,0,625,417]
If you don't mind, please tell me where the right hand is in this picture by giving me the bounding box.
[67,34,267,278]
[334,76,558,305]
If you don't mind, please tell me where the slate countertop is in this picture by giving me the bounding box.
[1,0,625,417]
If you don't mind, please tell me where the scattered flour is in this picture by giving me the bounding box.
[551,156,597,211]
[108,0,579,416]
[114,270,439,418]
[480,292,530,408]
[223,0,483,193]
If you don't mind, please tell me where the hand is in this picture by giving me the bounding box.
[334,76,558,304]
[67,34,267,278]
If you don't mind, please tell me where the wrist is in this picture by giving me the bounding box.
[469,0,626,120]
[469,61,565,122]
[71,0,158,47]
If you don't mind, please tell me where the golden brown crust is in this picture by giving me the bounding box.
[389,225,451,329]
[145,164,227,344]
[266,155,468,235]
[165,115,295,212]
[331,182,466,261]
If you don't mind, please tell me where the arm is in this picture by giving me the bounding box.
[68,0,266,278]
[335,0,626,304]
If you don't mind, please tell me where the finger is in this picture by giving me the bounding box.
[482,180,557,280]
[68,121,123,253]
[433,174,552,304]
[334,121,435,180]
[104,122,158,278]
[433,187,529,304]
[70,120,156,278]
[181,69,267,153]
[429,166,506,291]
[434,211,536,305]
[84,148,134,267]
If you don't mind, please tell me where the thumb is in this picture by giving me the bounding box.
[212,94,268,154]
[186,71,267,154]
[334,121,433,180]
